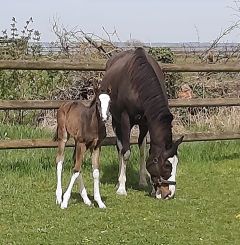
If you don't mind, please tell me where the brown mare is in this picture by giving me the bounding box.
[100,47,183,199]
[54,86,110,209]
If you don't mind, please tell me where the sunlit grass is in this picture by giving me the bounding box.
[0,125,240,244]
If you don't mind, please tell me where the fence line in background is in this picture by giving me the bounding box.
[0,132,240,150]
[0,98,240,110]
[0,59,240,149]
[2,60,240,72]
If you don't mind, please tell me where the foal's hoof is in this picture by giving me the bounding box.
[98,202,106,209]
[60,201,68,209]
[56,189,62,205]
[56,198,62,205]
[83,199,92,207]
[116,188,127,196]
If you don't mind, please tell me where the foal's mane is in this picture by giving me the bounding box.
[129,48,173,123]
[89,95,97,108]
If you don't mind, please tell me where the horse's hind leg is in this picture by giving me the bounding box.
[138,125,149,188]
[61,142,86,209]
[92,147,106,208]
[55,117,68,205]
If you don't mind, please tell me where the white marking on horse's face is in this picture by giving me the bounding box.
[99,94,110,121]
[167,155,179,198]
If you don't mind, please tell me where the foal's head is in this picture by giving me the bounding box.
[93,82,111,122]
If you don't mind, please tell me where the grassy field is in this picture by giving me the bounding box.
[0,124,240,244]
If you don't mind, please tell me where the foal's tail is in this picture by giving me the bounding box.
[53,126,58,141]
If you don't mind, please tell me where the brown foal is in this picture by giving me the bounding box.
[54,87,110,209]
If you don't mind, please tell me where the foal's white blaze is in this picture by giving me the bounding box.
[56,161,63,205]
[99,94,110,121]
[167,155,179,198]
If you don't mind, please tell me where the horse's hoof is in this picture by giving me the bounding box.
[116,188,127,196]
[123,150,130,161]
[139,180,148,188]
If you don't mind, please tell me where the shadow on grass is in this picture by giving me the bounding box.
[71,192,108,205]
[101,160,150,193]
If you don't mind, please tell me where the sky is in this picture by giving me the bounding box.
[0,0,240,43]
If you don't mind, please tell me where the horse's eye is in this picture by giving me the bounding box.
[153,157,158,164]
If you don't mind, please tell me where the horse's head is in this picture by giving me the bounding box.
[146,136,184,200]
[93,82,111,122]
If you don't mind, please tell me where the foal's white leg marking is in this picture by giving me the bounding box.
[56,161,63,205]
[61,172,80,209]
[99,94,110,121]
[139,136,148,187]
[116,155,127,195]
[79,173,92,206]
[168,155,179,198]
[93,169,106,208]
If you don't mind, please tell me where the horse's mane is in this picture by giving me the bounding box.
[129,48,173,123]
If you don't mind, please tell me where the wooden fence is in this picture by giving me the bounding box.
[0,60,240,149]
[2,60,240,72]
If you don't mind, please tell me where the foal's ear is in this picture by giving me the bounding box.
[107,85,112,95]
[93,81,101,94]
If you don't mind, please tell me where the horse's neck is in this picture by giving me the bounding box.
[148,121,173,152]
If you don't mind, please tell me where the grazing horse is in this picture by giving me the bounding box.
[54,85,110,209]
[100,47,183,199]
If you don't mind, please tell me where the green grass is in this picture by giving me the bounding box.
[0,122,52,140]
[0,125,240,244]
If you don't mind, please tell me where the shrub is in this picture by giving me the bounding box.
[148,47,182,98]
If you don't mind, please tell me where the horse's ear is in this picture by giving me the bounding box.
[163,136,184,159]
[175,136,184,147]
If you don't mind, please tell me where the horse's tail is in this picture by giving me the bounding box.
[72,145,76,162]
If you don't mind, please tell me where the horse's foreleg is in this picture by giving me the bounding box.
[61,142,86,209]
[138,126,149,187]
[139,136,148,187]
[92,147,106,208]
[115,111,131,196]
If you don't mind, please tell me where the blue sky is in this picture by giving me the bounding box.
[0,0,239,43]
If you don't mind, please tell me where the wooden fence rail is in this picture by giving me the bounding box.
[0,98,240,110]
[0,59,240,149]
[0,132,240,150]
[2,60,240,72]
